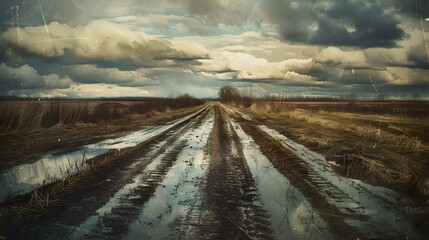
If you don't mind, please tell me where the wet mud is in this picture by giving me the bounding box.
[4,103,428,240]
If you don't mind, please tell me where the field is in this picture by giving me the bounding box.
[0,96,203,169]
[0,100,428,239]
[248,101,429,198]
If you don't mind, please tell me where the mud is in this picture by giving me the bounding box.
[185,105,273,239]
[3,102,428,240]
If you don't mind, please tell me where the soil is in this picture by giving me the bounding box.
[193,105,273,239]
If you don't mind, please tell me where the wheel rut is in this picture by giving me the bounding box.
[16,106,211,239]
[187,105,272,239]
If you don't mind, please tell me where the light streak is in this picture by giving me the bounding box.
[38,0,54,51]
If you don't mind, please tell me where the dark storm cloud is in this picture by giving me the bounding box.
[262,0,406,48]
[406,43,429,68]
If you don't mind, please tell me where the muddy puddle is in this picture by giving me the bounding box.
[125,114,213,239]
[0,110,203,203]
[66,111,214,239]
[230,120,329,240]
[258,125,427,239]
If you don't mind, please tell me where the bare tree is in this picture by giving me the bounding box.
[219,86,240,104]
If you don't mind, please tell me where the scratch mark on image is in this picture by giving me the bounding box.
[15,5,21,45]
[38,0,54,51]
[419,0,429,63]
[29,37,92,45]
[368,76,379,94]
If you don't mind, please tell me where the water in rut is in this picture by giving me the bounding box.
[4,103,428,240]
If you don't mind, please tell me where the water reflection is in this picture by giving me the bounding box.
[125,116,213,239]
[232,121,328,240]
[0,110,203,203]
[259,125,426,239]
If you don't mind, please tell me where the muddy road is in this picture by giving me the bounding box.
[4,103,428,239]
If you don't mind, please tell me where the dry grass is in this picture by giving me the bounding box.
[11,190,58,215]
[249,100,429,199]
[0,97,204,133]
[0,101,89,132]
[295,133,331,147]
[251,101,424,151]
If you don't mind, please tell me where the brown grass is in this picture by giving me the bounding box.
[248,100,429,200]
[11,190,58,215]
[0,96,204,133]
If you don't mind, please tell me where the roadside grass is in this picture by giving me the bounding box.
[249,101,429,201]
[0,100,205,236]
[0,97,205,170]
[0,95,204,133]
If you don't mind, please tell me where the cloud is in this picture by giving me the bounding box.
[185,0,258,26]
[314,47,368,67]
[194,50,322,86]
[194,51,267,73]
[262,0,406,47]
[378,0,429,17]
[65,65,158,86]
[64,83,151,98]
[0,0,427,99]
[1,20,209,69]
[386,67,429,85]
[15,83,152,99]
[0,63,73,94]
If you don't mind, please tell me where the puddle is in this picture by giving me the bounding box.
[231,120,328,240]
[124,113,214,239]
[66,112,214,239]
[0,109,204,203]
[66,139,171,239]
[258,125,426,239]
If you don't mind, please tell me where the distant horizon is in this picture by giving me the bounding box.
[1,94,427,102]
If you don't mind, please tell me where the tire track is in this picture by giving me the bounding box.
[223,104,362,239]
[223,104,427,239]
[190,105,272,239]
[68,107,213,239]
[125,107,215,239]
[17,105,211,240]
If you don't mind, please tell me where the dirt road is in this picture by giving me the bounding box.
[6,103,428,239]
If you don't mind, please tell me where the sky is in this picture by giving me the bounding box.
[0,0,428,99]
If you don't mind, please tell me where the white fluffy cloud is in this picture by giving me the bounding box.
[314,47,368,67]
[1,20,208,67]
[62,84,151,98]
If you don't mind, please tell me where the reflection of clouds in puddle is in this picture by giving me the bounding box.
[232,120,327,239]
[0,109,203,203]
[0,147,108,202]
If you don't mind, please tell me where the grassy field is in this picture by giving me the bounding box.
[0,96,205,170]
[0,95,203,132]
[247,100,429,200]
